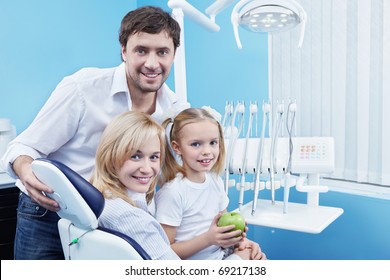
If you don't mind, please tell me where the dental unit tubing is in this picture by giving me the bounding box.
[222,101,234,132]
[226,102,245,169]
[168,0,220,32]
[251,102,269,215]
[281,101,297,214]
[224,102,244,194]
[269,103,284,204]
[229,101,245,165]
[282,173,291,213]
[238,102,257,210]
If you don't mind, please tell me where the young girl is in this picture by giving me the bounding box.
[155,108,266,260]
[89,111,180,260]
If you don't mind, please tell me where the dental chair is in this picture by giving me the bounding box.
[31,158,151,260]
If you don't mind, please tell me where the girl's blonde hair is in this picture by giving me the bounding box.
[90,111,165,206]
[161,108,225,184]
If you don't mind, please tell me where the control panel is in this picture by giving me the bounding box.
[226,137,334,175]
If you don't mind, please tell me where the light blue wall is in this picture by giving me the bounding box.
[1,0,389,260]
[0,0,136,132]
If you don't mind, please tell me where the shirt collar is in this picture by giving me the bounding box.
[110,62,128,97]
[110,63,177,116]
[126,188,146,201]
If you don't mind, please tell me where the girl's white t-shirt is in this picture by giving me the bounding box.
[155,173,229,260]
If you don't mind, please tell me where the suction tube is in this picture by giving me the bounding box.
[222,102,233,193]
[269,102,284,204]
[282,101,297,213]
[251,101,270,215]
[224,101,245,194]
[238,102,257,210]
[222,101,233,131]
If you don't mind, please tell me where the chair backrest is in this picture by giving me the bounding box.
[31,158,151,260]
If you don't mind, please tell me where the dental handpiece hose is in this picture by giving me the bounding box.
[283,173,291,213]
[252,102,268,215]
[238,154,248,211]
[283,102,297,213]
[270,104,284,204]
[224,103,239,194]
[252,170,261,215]
[238,162,246,211]
[225,102,244,194]
[239,103,256,211]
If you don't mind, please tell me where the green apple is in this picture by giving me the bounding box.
[217,211,246,235]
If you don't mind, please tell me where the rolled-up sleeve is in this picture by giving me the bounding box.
[0,78,82,178]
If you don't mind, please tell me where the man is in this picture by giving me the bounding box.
[1,6,181,260]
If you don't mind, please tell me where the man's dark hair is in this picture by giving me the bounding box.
[119,6,181,50]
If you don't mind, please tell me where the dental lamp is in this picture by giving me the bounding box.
[231,0,307,49]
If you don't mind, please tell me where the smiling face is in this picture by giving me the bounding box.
[172,120,221,183]
[122,31,175,95]
[117,137,161,194]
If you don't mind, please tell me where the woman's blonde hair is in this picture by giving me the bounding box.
[160,107,225,184]
[90,111,165,206]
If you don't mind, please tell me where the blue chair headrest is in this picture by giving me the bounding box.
[35,158,104,218]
